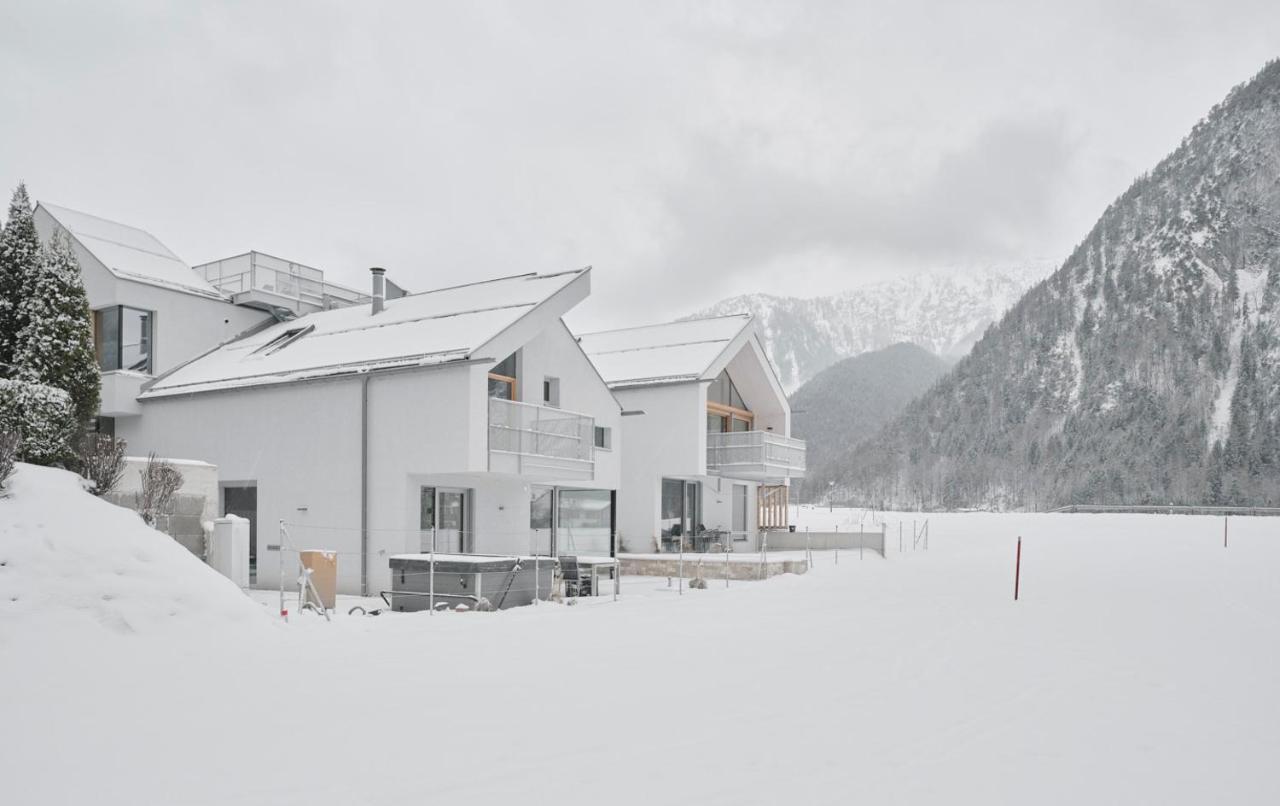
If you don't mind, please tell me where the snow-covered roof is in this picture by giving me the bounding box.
[576,314,755,388]
[142,269,589,397]
[37,203,225,299]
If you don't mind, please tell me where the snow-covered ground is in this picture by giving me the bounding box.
[3,467,1279,804]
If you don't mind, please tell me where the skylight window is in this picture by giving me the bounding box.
[252,325,313,356]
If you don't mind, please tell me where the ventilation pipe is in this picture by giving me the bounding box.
[370,267,386,315]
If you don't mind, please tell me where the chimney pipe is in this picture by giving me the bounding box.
[370,267,386,315]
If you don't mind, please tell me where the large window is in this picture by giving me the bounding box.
[555,489,614,557]
[93,306,154,373]
[488,352,518,400]
[660,478,700,550]
[529,486,614,557]
[706,369,752,432]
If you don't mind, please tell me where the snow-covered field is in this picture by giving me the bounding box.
[3,467,1279,804]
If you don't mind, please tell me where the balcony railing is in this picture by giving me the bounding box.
[195,252,369,313]
[488,397,595,481]
[706,431,806,480]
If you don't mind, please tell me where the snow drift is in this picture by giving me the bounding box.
[0,463,268,639]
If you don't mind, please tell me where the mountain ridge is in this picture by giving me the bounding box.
[688,265,1046,392]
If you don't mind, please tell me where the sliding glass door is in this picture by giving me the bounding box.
[419,486,470,553]
[660,478,700,551]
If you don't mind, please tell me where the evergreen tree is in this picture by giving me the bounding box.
[0,184,41,377]
[14,231,100,424]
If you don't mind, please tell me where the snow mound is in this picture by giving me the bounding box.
[0,463,269,638]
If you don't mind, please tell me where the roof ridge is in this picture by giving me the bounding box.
[73,230,184,263]
[585,336,734,356]
[401,266,587,300]
[38,201,179,259]
[577,312,752,339]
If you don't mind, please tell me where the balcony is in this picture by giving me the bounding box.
[488,398,595,481]
[195,251,369,315]
[99,370,148,417]
[706,431,806,480]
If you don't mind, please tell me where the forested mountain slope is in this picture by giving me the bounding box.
[842,60,1280,510]
[790,343,950,501]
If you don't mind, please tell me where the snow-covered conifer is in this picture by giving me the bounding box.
[14,230,100,424]
[0,184,42,376]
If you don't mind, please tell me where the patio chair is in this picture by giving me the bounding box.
[559,555,593,597]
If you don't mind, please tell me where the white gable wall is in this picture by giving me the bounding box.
[516,321,622,490]
[34,206,271,379]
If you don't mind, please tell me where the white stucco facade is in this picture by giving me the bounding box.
[579,316,804,554]
[122,270,622,595]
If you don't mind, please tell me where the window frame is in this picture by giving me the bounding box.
[92,304,155,374]
[593,425,612,450]
[488,351,519,400]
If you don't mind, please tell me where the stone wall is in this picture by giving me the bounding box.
[760,529,886,556]
[619,555,808,580]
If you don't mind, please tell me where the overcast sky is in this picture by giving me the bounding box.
[2,1,1278,330]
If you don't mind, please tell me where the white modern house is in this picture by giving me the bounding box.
[577,314,805,553]
[120,267,623,595]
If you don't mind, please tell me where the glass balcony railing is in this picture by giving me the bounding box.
[488,398,595,481]
[706,431,806,480]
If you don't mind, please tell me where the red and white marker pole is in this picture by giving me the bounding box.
[1014,536,1022,602]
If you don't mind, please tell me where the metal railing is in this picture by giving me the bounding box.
[488,397,595,478]
[706,431,806,477]
[195,252,368,309]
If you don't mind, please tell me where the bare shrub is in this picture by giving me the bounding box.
[136,452,183,526]
[78,434,127,497]
[0,430,19,494]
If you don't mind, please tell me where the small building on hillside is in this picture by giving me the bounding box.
[121,267,622,595]
[577,314,804,553]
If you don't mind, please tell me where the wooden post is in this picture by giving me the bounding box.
[1014,536,1022,601]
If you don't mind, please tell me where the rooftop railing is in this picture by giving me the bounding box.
[195,252,368,312]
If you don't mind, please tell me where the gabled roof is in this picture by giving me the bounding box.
[576,314,756,388]
[141,269,590,398]
[37,203,225,299]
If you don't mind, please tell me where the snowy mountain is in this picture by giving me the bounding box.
[839,60,1280,510]
[687,267,1045,392]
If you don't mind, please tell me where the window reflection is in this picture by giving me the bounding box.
[93,306,153,374]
